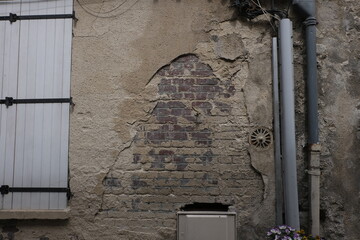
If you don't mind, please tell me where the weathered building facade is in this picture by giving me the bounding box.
[0,0,359,239]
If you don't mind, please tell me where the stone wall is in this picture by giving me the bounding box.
[1,0,359,239]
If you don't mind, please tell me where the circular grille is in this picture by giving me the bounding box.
[249,127,272,149]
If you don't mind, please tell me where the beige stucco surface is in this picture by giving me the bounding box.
[0,0,359,239]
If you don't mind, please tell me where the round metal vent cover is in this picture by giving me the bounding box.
[249,127,272,149]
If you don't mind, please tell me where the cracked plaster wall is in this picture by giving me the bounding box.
[1,0,359,240]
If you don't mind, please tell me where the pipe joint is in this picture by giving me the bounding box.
[304,17,317,27]
[308,143,321,152]
[306,169,320,176]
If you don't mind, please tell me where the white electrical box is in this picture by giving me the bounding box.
[177,211,236,240]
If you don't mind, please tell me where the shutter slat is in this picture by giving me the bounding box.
[20,0,37,209]
[30,0,46,209]
[50,0,67,209]
[41,0,57,209]
[36,0,49,210]
[32,0,47,209]
[0,13,7,210]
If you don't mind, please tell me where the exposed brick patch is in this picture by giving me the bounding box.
[127,54,263,217]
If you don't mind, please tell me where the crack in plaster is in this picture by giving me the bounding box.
[96,100,160,214]
[96,139,135,214]
[242,82,267,200]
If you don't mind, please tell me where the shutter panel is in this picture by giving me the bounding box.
[0,0,73,210]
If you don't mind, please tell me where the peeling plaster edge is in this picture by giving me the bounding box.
[145,53,200,86]
[0,208,70,220]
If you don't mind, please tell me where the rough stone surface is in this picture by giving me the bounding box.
[0,0,359,239]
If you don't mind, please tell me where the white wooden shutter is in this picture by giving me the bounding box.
[0,0,73,210]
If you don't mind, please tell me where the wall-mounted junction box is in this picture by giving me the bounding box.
[177,211,236,240]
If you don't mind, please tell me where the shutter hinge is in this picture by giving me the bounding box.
[0,97,73,108]
[0,11,76,23]
[1,185,72,200]
[0,185,10,195]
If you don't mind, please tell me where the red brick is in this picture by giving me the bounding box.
[159,150,174,155]
[183,78,195,85]
[195,93,208,100]
[191,131,211,141]
[196,78,218,85]
[170,93,183,100]
[171,108,183,116]
[147,132,166,141]
[155,108,171,116]
[201,85,217,92]
[160,78,171,84]
[168,132,188,141]
[172,78,184,84]
[158,85,176,93]
[156,102,168,108]
[192,102,212,109]
[184,93,195,100]
[178,85,192,92]
[222,93,231,98]
[167,69,184,76]
[189,86,202,92]
[133,154,141,163]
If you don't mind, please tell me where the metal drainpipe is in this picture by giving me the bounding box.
[278,19,300,230]
[292,0,320,236]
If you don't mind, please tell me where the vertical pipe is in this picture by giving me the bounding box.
[305,17,318,144]
[292,0,320,235]
[278,19,300,230]
[272,37,284,226]
[305,16,320,236]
